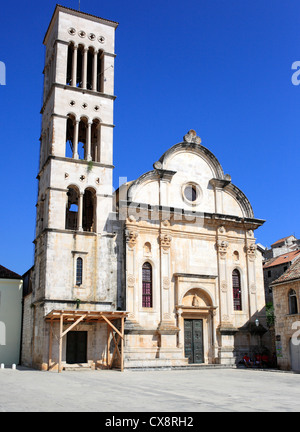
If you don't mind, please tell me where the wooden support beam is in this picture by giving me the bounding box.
[48,318,53,370]
[107,324,111,368]
[121,316,124,372]
[61,314,87,338]
[110,333,121,368]
[102,315,123,339]
[58,313,63,373]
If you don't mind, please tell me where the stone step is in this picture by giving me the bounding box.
[124,358,235,371]
[63,363,92,371]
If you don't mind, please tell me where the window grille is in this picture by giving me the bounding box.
[232,269,242,311]
[76,257,83,286]
[142,262,152,308]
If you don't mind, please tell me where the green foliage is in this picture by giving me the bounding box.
[87,161,93,172]
[266,302,275,327]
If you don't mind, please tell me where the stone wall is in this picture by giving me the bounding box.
[273,280,300,370]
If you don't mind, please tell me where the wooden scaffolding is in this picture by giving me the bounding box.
[45,310,128,373]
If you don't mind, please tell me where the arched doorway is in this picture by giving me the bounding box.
[178,288,216,364]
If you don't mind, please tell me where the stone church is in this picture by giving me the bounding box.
[21,5,270,371]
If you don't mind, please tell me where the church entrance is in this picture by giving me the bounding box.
[66,331,87,364]
[184,319,204,364]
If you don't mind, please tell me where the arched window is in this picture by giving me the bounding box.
[91,119,101,162]
[142,262,152,308]
[83,188,96,232]
[97,51,103,92]
[289,289,298,315]
[66,43,74,85]
[76,44,84,87]
[66,114,76,158]
[76,257,83,286]
[66,186,79,230]
[232,269,242,311]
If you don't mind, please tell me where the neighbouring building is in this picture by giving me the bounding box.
[263,245,300,304]
[0,265,23,366]
[271,259,300,371]
[21,4,271,371]
[264,235,300,260]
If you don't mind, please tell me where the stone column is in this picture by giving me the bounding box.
[78,193,83,231]
[96,123,101,163]
[92,50,98,91]
[86,120,92,161]
[72,119,79,159]
[82,48,88,89]
[71,45,78,87]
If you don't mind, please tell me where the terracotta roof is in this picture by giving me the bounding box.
[271,235,295,247]
[0,265,22,280]
[263,250,300,269]
[271,258,300,285]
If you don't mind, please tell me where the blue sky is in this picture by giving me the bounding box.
[0,0,299,275]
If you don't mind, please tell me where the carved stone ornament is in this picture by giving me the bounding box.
[221,281,228,293]
[192,294,200,307]
[127,274,135,287]
[250,283,257,294]
[218,225,226,234]
[160,233,172,250]
[247,243,256,261]
[125,230,138,249]
[183,129,202,144]
[163,277,170,290]
[217,240,229,259]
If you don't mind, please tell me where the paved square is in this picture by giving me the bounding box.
[0,367,299,412]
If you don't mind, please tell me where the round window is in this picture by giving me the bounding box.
[184,185,198,202]
[182,183,202,205]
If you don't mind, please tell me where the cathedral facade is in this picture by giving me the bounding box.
[21,5,270,371]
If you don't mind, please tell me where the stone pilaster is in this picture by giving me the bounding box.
[125,226,139,323]
[245,233,258,318]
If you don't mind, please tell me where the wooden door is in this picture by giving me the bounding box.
[184,319,204,364]
[66,331,87,364]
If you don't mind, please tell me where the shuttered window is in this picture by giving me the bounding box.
[142,262,152,308]
[232,269,242,311]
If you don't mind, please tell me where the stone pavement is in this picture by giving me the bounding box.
[0,366,300,412]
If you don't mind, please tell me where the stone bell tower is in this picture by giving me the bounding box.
[23,5,121,370]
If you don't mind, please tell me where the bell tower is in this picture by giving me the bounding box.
[27,5,120,369]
